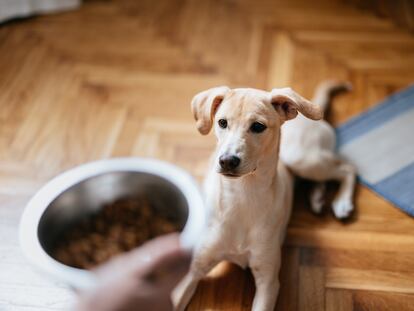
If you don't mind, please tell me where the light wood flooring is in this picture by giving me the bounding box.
[1,0,414,310]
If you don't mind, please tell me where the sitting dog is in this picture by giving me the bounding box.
[173,82,355,310]
[280,81,356,218]
[173,85,324,311]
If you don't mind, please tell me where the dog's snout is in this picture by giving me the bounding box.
[219,155,241,171]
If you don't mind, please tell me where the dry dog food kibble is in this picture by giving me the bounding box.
[52,197,181,269]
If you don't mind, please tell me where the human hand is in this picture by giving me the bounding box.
[75,233,191,311]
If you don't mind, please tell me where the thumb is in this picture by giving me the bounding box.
[141,246,191,291]
[136,236,192,291]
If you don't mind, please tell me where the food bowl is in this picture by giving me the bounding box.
[19,158,206,290]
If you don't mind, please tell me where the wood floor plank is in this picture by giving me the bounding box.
[300,247,414,273]
[326,268,414,294]
[325,289,353,311]
[298,266,325,311]
[287,228,414,253]
[352,290,414,311]
[275,247,300,311]
[188,262,255,311]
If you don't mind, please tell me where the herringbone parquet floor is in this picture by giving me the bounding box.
[1,0,414,310]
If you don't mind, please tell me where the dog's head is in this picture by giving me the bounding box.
[191,87,322,178]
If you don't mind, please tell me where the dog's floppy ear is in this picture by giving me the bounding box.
[191,86,230,135]
[270,87,323,122]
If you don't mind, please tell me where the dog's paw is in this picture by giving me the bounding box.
[311,198,324,214]
[310,194,324,214]
[310,183,325,214]
[332,199,354,219]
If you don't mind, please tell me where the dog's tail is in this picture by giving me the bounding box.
[312,80,352,113]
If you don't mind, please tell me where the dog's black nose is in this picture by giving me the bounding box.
[219,155,241,170]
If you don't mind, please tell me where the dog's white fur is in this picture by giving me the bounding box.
[173,82,355,311]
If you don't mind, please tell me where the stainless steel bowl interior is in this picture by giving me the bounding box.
[38,171,189,258]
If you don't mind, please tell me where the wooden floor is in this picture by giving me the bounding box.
[1,0,414,310]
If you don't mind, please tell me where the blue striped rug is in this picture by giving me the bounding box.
[336,85,414,217]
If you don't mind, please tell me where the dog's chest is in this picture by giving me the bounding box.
[216,216,252,268]
[210,188,276,261]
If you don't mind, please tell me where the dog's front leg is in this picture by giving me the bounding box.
[172,271,202,311]
[250,250,282,311]
[173,245,221,311]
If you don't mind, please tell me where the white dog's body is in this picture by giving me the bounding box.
[174,82,355,311]
[281,81,356,218]
[197,159,293,310]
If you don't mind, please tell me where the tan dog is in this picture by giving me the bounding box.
[280,81,356,218]
[173,86,323,311]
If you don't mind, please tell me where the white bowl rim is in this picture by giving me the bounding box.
[19,157,206,290]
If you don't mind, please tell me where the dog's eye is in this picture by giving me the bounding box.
[250,122,267,133]
[218,119,228,129]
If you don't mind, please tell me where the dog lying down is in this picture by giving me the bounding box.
[173,81,356,311]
